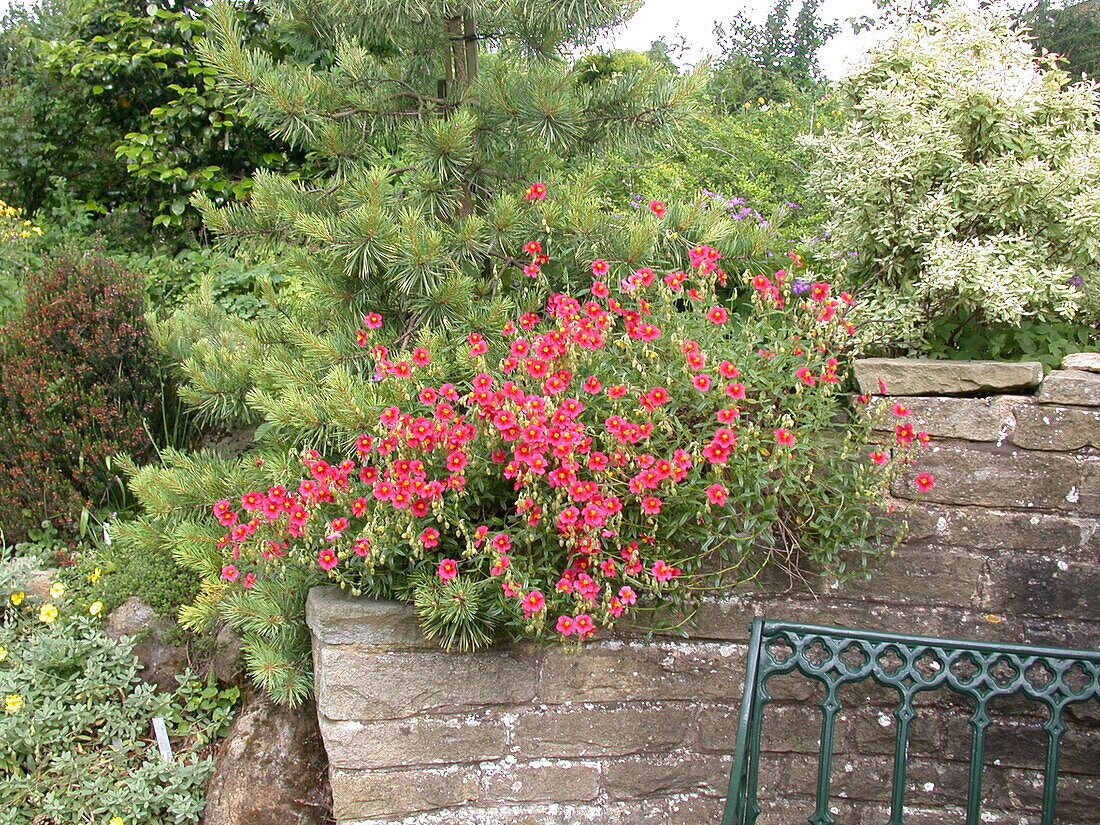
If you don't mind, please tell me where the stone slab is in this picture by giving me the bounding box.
[1037,370,1100,406]
[1062,352,1100,373]
[892,445,1084,510]
[315,644,538,720]
[320,713,509,770]
[306,587,427,647]
[1012,405,1100,451]
[870,395,1028,442]
[900,505,1090,551]
[854,358,1043,397]
[330,766,479,820]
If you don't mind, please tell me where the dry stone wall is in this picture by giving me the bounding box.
[308,358,1100,825]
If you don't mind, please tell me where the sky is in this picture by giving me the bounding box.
[595,0,900,80]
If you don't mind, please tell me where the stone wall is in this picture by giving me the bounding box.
[307,358,1100,825]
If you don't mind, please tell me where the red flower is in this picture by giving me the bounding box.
[706,483,728,506]
[640,496,663,515]
[220,565,239,582]
[318,549,339,571]
[914,473,936,492]
[522,590,546,617]
[591,259,610,277]
[725,383,746,400]
[774,428,795,446]
[707,306,729,324]
[795,367,816,386]
[363,312,383,329]
[556,615,576,636]
[420,527,440,549]
[892,403,910,417]
[523,240,542,255]
[525,182,547,201]
[692,373,713,392]
[652,560,680,582]
[437,558,459,581]
[649,200,666,217]
[869,451,888,465]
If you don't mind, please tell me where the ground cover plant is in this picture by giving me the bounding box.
[0,561,236,825]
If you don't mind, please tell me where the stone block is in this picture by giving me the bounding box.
[1038,370,1100,406]
[1062,352,1100,373]
[854,358,1043,397]
[507,701,699,759]
[1079,460,1100,514]
[320,712,509,770]
[330,766,478,820]
[892,445,1084,510]
[314,645,538,720]
[480,758,602,803]
[1012,405,1100,451]
[833,545,985,608]
[982,555,1100,620]
[899,505,1089,552]
[870,395,1028,442]
[306,587,427,647]
[534,640,743,704]
[600,753,730,799]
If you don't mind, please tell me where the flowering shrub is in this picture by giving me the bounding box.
[200,232,933,655]
[0,254,164,541]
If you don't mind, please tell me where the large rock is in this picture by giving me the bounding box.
[1037,370,1100,407]
[854,358,1043,397]
[1012,405,1100,451]
[1062,352,1100,373]
[869,395,1028,442]
[202,691,330,825]
[105,596,188,691]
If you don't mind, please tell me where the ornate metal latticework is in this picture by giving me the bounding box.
[722,619,1100,825]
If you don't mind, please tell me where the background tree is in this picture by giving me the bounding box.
[1016,0,1100,79]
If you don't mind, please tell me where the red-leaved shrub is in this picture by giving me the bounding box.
[0,254,162,541]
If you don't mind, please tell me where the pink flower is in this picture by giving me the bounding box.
[522,590,546,617]
[591,259,610,277]
[707,306,729,324]
[892,403,910,417]
[437,558,459,581]
[795,367,816,386]
[242,572,256,589]
[574,614,596,638]
[706,483,728,506]
[652,560,680,582]
[318,549,339,571]
[411,347,432,366]
[523,240,542,255]
[491,554,511,576]
[725,383,746,400]
[869,451,888,465]
[774,429,795,446]
[525,182,547,201]
[692,373,712,392]
[523,263,541,278]
[220,565,239,582]
[640,496,663,515]
[420,527,440,549]
[649,200,666,218]
[556,615,576,636]
[914,473,936,492]
[364,312,383,329]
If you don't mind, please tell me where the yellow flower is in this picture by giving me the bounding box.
[39,603,58,623]
[88,567,102,584]
[109,817,125,825]
[0,646,7,661]
[3,695,22,714]
[9,592,24,606]
[89,601,104,616]
[49,581,65,599]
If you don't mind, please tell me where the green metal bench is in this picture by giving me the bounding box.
[722,619,1100,825]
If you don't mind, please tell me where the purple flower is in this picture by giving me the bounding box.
[792,280,811,294]
[1068,273,1084,288]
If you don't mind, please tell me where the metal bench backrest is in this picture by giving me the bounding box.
[722,619,1100,825]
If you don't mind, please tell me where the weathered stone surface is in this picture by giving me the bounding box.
[1037,369,1100,406]
[105,596,188,691]
[534,641,741,704]
[315,645,537,720]
[893,445,1084,510]
[321,711,509,770]
[307,588,427,647]
[1012,405,1100,451]
[900,505,1089,551]
[330,766,478,820]
[870,395,1028,442]
[854,358,1043,397]
[508,702,699,759]
[1079,460,1100,515]
[600,753,729,799]
[983,555,1100,620]
[480,759,602,803]
[202,693,329,825]
[1063,352,1100,373]
[831,545,985,607]
[211,623,243,684]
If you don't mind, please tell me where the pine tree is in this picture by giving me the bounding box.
[120,0,785,703]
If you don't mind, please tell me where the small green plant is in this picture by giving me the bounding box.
[0,566,233,825]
